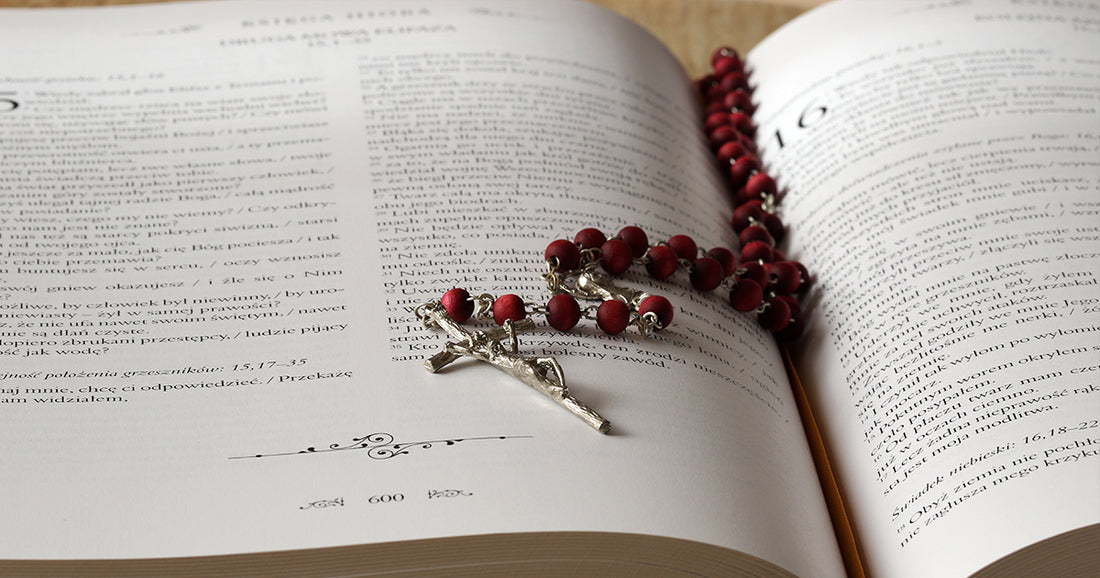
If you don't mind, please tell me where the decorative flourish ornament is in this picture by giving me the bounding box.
[415,47,810,433]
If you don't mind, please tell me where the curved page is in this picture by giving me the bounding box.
[749,1,1100,576]
[0,1,842,576]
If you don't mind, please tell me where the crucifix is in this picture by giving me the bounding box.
[417,301,611,434]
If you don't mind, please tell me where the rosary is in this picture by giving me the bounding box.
[415,48,808,433]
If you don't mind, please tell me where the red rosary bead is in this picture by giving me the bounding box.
[704,111,731,134]
[707,247,738,276]
[741,240,775,264]
[600,238,634,275]
[596,299,631,335]
[729,156,761,190]
[739,225,775,248]
[773,295,804,341]
[731,200,765,232]
[639,295,674,330]
[757,296,792,332]
[645,245,679,280]
[762,213,786,244]
[722,89,754,114]
[728,111,755,137]
[574,227,606,250]
[738,261,768,287]
[441,288,475,323]
[704,99,728,116]
[708,125,737,150]
[776,315,804,341]
[736,130,757,153]
[492,294,526,326]
[713,54,742,77]
[717,71,749,94]
[716,140,749,167]
[545,238,581,271]
[710,46,741,69]
[732,184,759,206]
[546,293,582,331]
[616,226,649,258]
[745,172,777,200]
[689,256,725,291]
[704,82,727,103]
[766,261,802,295]
[728,278,763,312]
[667,234,698,263]
[774,294,802,319]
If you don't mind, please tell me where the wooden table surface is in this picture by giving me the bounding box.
[0,0,825,79]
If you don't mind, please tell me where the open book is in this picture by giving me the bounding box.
[1,1,1097,576]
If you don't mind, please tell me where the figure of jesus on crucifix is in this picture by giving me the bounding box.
[417,301,611,434]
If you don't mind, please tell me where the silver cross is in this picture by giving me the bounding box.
[418,302,610,434]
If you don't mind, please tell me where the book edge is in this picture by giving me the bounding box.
[972,523,1100,578]
[0,531,798,577]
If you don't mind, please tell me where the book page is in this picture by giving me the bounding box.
[748,1,1100,576]
[0,1,843,576]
